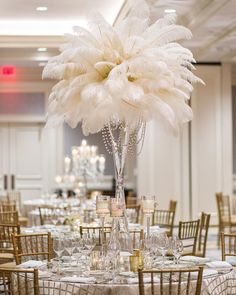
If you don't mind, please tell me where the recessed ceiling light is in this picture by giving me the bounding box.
[164,9,176,13]
[36,6,48,11]
[37,47,47,52]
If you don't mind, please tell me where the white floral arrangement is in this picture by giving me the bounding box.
[43,0,203,136]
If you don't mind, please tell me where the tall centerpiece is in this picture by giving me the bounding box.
[43,0,203,248]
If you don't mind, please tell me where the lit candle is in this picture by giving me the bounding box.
[96,195,110,216]
[111,198,124,217]
[91,146,97,157]
[99,155,105,174]
[142,198,155,214]
[64,156,71,174]
[55,175,62,183]
[81,139,87,146]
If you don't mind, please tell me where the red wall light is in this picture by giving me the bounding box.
[1,66,15,76]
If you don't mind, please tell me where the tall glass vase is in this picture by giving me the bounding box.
[106,123,132,254]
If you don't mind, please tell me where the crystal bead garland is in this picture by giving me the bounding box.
[102,121,146,255]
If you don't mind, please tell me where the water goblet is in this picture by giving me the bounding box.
[170,236,184,265]
[53,236,65,274]
[156,233,169,266]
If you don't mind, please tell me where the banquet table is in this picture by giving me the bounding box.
[23,198,94,226]
[35,268,236,295]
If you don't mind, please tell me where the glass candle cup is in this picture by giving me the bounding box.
[96,195,110,217]
[111,198,124,217]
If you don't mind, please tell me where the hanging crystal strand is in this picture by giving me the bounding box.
[107,122,132,254]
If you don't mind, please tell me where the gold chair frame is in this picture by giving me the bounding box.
[138,267,203,295]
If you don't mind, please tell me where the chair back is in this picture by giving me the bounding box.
[130,229,144,249]
[0,224,20,253]
[7,191,22,215]
[12,232,52,264]
[153,210,175,236]
[126,205,141,223]
[178,219,200,255]
[126,191,137,206]
[197,212,211,257]
[0,268,39,295]
[169,200,177,212]
[0,201,17,212]
[221,232,236,263]
[80,226,112,246]
[0,211,19,225]
[138,267,203,295]
[216,193,231,224]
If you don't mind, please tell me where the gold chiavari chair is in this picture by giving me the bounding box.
[153,210,175,237]
[0,224,20,263]
[0,201,17,213]
[7,191,22,213]
[126,191,137,206]
[0,268,39,295]
[178,219,200,255]
[196,212,211,257]
[12,232,52,265]
[126,205,141,223]
[221,232,236,265]
[7,191,29,226]
[216,193,236,246]
[138,267,203,295]
[0,211,19,225]
[169,200,177,212]
[80,226,112,246]
[0,201,28,227]
[130,229,144,249]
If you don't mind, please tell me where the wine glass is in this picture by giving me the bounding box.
[170,236,184,264]
[156,233,169,266]
[64,234,76,262]
[72,234,83,267]
[53,236,64,274]
[50,210,59,226]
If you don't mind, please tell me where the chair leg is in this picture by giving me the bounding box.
[217,226,221,248]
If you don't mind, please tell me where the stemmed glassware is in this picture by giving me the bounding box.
[53,236,65,274]
[169,236,184,265]
[80,233,97,271]
[156,233,169,266]
[64,234,76,262]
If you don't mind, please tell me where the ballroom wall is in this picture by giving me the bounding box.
[137,64,232,223]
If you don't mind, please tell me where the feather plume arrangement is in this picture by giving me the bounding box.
[43,0,204,136]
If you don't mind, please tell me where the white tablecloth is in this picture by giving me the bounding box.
[37,269,236,295]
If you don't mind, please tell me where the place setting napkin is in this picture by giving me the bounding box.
[16,260,46,269]
[206,261,233,272]
[180,256,211,264]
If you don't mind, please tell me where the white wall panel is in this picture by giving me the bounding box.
[137,64,232,223]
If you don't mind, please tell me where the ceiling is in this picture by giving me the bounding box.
[0,0,236,77]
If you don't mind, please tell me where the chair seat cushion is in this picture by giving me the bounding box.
[0,253,14,264]
[19,217,28,226]
[0,262,16,268]
[0,253,13,259]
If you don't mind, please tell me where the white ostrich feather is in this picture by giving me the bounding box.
[43,0,204,135]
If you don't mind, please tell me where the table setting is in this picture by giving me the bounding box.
[15,229,236,295]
